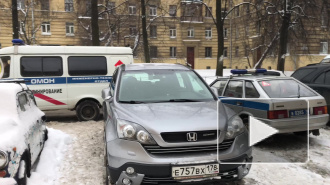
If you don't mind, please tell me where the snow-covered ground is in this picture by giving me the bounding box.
[23,109,330,185]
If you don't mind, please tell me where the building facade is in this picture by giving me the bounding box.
[0,0,329,70]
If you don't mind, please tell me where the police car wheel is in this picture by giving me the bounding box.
[77,100,100,121]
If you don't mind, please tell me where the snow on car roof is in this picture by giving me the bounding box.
[124,63,190,71]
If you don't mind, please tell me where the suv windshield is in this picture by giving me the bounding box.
[258,79,317,98]
[118,70,214,103]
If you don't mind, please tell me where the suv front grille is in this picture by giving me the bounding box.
[143,139,234,156]
[161,130,218,143]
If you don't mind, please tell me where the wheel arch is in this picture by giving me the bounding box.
[74,98,101,110]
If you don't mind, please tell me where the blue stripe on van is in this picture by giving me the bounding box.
[219,97,270,111]
[21,76,112,85]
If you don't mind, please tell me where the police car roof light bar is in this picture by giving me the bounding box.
[231,68,267,75]
[12,39,25,46]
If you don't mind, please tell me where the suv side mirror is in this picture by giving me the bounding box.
[102,87,112,100]
[210,87,219,97]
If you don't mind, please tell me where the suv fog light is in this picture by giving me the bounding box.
[122,178,131,185]
[126,167,135,175]
[242,159,251,175]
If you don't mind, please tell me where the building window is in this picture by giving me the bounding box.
[235,46,239,57]
[221,8,227,19]
[170,27,176,38]
[107,2,116,14]
[320,41,328,54]
[187,27,194,37]
[129,26,137,35]
[150,25,157,38]
[224,47,228,57]
[223,28,228,38]
[245,25,249,36]
[41,22,51,35]
[205,47,212,58]
[85,0,91,16]
[129,5,136,15]
[66,22,74,36]
[19,21,25,34]
[246,5,250,14]
[65,0,74,12]
[170,47,177,58]
[150,6,157,16]
[17,0,25,9]
[42,0,50,10]
[205,27,212,38]
[236,6,240,17]
[169,5,177,16]
[245,47,249,57]
[235,26,239,39]
[321,8,329,27]
[256,21,261,35]
[205,7,212,17]
[150,46,158,58]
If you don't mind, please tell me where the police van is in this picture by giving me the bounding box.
[0,39,133,121]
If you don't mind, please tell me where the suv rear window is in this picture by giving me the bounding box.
[258,79,317,98]
[68,56,107,76]
[291,68,316,81]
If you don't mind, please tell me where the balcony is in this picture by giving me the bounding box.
[180,16,203,23]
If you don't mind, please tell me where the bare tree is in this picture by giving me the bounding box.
[141,0,150,63]
[91,0,100,46]
[12,0,19,39]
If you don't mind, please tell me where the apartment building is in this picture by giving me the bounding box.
[0,0,328,70]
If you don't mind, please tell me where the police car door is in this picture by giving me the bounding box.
[19,56,68,110]
[221,80,244,113]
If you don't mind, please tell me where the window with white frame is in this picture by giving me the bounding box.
[19,21,25,34]
[169,5,177,16]
[17,0,25,9]
[170,47,177,58]
[320,41,328,54]
[150,6,157,16]
[65,0,74,12]
[224,47,228,57]
[129,26,137,35]
[187,27,194,37]
[66,22,74,36]
[170,27,176,38]
[107,2,116,14]
[224,28,228,38]
[42,0,49,10]
[205,27,212,38]
[205,7,212,17]
[150,25,157,38]
[129,5,136,15]
[205,47,212,58]
[41,22,51,35]
[321,8,329,27]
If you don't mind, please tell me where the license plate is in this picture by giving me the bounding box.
[289,109,307,117]
[172,164,219,179]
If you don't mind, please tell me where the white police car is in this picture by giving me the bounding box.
[210,69,329,136]
[0,79,47,185]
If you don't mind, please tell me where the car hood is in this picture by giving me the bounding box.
[114,101,227,135]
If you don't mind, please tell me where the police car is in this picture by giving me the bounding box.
[209,69,329,136]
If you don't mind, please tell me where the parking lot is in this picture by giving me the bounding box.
[26,110,330,185]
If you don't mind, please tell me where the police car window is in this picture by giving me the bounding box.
[223,81,243,98]
[259,79,317,98]
[0,56,11,78]
[314,73,325,84]
[245,81,260,98]
[68,56,107,76]
[211,80,227,95]
[21,57,63,77]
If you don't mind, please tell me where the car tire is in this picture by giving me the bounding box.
[76,100,100,121]
[17,160,27,185]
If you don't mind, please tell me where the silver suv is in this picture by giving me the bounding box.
[102,64,252,185]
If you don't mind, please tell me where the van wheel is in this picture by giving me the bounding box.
[17,160,27,185]
[76,100,100,121]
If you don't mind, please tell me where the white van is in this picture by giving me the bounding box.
[0,43,133,121]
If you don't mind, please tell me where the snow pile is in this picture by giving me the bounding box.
[0,178,17,185]
[28,128,72,185]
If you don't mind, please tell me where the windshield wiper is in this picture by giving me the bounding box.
[119,100,145,104]
[168,99,201,102]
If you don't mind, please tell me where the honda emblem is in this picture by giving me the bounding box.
[187,132,198,142]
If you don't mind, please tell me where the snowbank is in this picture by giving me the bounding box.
[28,128,72,185]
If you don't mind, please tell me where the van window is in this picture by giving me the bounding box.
[21,57,63,77]
[68,56,107,76]
[0,56,11,78]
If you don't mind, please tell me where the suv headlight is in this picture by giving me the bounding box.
[117,119,156,145]
[225,116,245,139]
[0,150,8,170]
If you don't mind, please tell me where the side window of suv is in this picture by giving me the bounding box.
[211,80,228,95]
[223,81,243,98]
[325,71,330,84]
[314,73,325,84]
[245,81,260,98]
